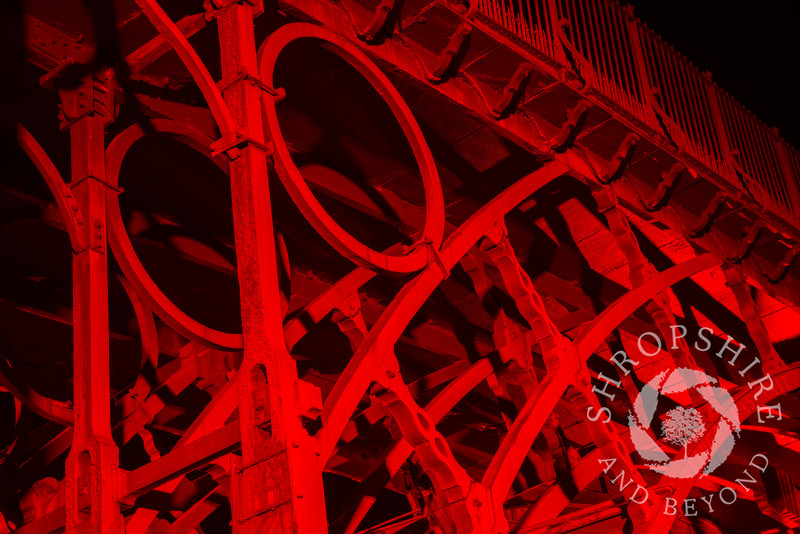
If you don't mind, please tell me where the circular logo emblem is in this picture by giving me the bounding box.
[628,367,740,479]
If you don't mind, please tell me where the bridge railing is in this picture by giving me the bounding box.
[474,0,800,225]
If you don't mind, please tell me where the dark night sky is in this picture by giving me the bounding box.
[624,1,800,148]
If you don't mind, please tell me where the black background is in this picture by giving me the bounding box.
[624,1,800,148]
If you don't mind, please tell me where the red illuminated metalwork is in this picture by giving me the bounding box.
[4,0,800,533]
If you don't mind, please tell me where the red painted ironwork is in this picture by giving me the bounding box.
[4,0,800,533]
[476,0,800,224]
[258,23,446,273]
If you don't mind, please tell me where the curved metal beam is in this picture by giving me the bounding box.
[0,357,73,426]
[574,253,718,359]
[320,160,568,462]
[320,160,568,533]
[133,0,236,135]
[16,124,82,249]
[482,365,574,515]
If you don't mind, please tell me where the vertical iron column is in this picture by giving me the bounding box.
[214,4,328,533]
[61,75,123,533]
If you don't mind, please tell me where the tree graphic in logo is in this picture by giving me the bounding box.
[662,406,704,449]
[628,368,740,479]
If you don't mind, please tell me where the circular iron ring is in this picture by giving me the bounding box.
[258,23,445,273]
[106,119,244,350]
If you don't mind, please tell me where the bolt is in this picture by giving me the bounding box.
[385,369,395,379]
[473,498,482,507]
[292,442,300,448]
[71,205,78,212]
[94,221,102,229]
[297,494,303,499]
